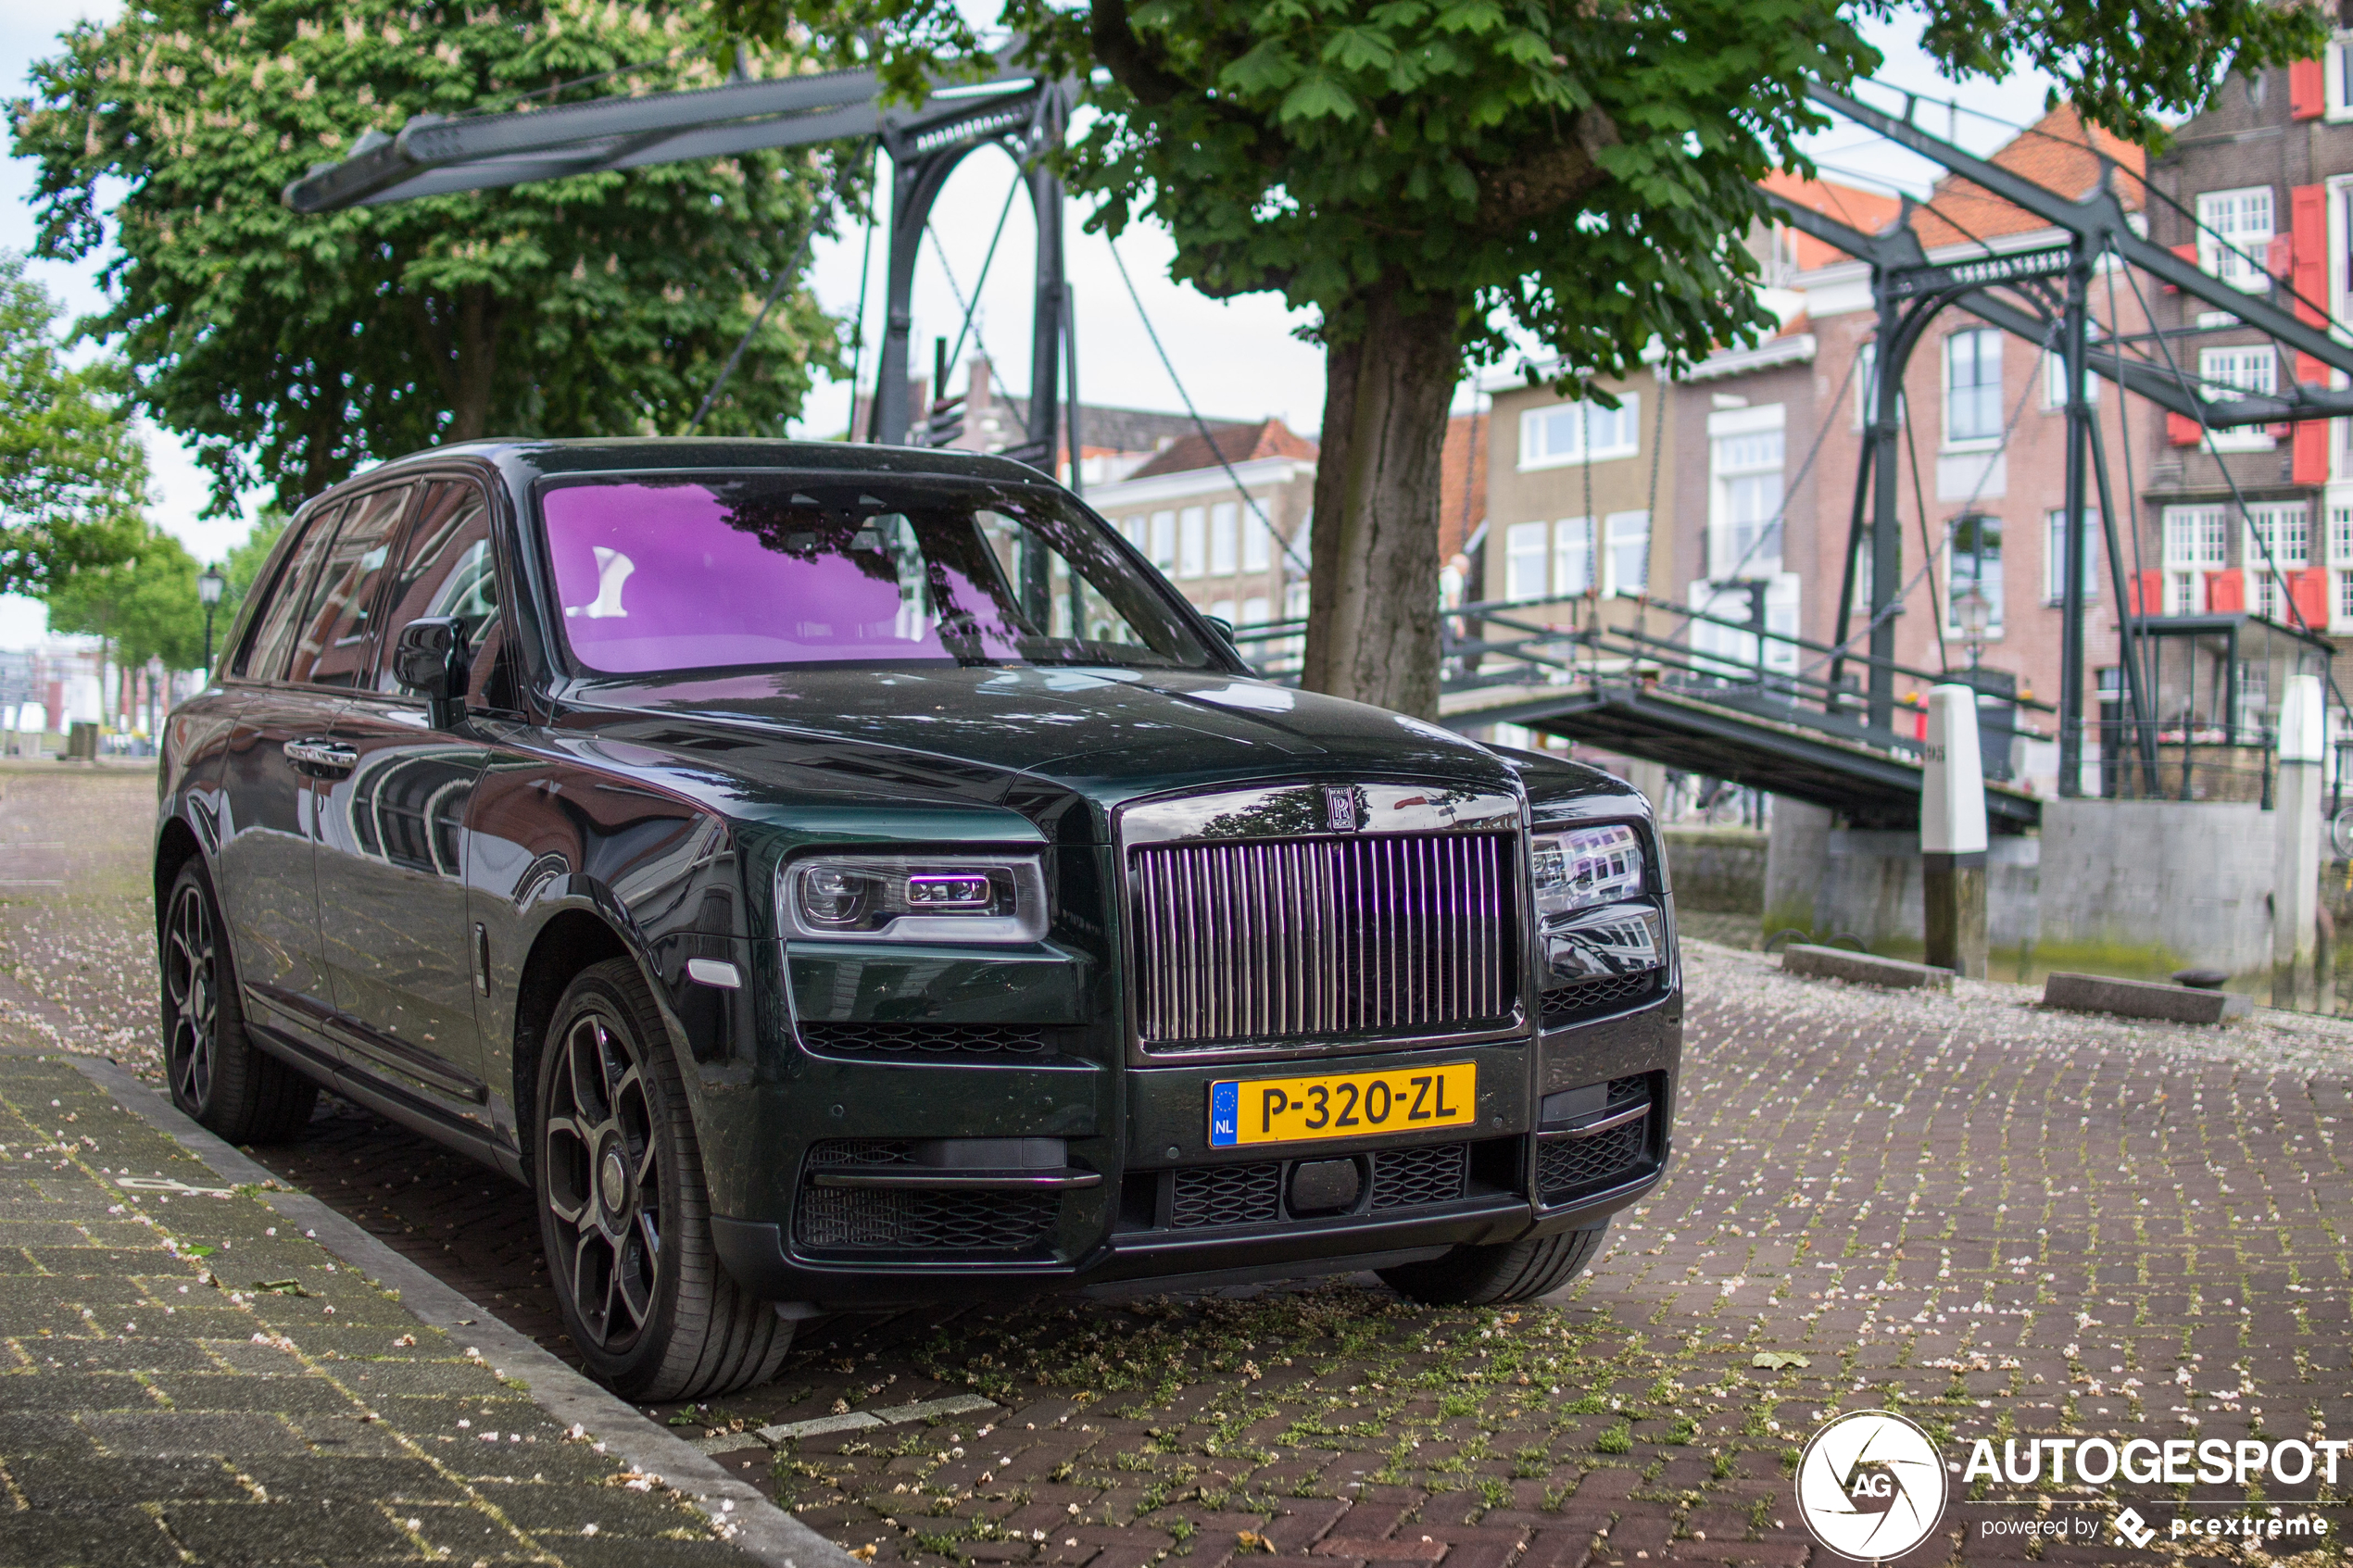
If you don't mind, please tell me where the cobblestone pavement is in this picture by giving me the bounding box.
[9,770,2353,1565]
[0,1049,756,1566]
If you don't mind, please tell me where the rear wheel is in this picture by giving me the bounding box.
[1378,1223,1610,1306]
[158,861,317,1143]
[535,958,792,1401]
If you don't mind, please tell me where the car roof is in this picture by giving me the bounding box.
[335,437,1058,495]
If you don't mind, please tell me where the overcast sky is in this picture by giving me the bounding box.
[0,5,2063,647]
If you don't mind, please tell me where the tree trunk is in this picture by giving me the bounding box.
[1302,287,1461,720]
[449,286,501,442]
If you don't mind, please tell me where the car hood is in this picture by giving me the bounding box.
[558,665,1539,836]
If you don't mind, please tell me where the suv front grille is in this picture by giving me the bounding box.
[1131,833,1516,1048]
[1368,1142,1467,1210]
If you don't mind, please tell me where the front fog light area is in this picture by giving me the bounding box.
[1531,823,1664,983]
[782,855,1049,943]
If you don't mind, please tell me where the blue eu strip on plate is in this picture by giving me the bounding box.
[1208,1080,1239,1148]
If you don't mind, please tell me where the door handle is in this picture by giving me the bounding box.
[283,738,359,777]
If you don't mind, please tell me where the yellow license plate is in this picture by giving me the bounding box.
[1208,1062,1477,1148]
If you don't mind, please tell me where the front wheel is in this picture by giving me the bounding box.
[1378,1222,1611,1306]
[534,959,792,1401]
[158,861,317,1143]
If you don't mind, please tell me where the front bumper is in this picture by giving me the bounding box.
[706,986,1680,1309]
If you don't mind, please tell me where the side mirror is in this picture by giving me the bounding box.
[393,617,471,729]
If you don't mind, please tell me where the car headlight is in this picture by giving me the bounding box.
[780,854,1049,943]
[1529,822,1647,922]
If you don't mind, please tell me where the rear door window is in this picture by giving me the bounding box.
[235,503,343,682]
[289,484,412,687]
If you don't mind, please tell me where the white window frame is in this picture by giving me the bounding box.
[1149,510,1176,571]
[2043,508,2102,605]
[2042,326,2102,409]
[2246,501,2311,621]
[1240,594,1269,626]
[1943,328,2005,448]
[2196,186,2275,293]
[1516,395,1642,470]
[2328,35,2353,120]
[1241,508,1271,572]
[1554,517,1595,596]
[1604,510,1650,596]
[1504,521,1549,599]
[2197,346,2280,451]
[1707,404,1786,580]
[1178,506,1207,578]
[2162,504,2229,615]
[1942,513,2005,641]
[1209,501,1239,575]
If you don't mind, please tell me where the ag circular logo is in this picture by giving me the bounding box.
[1794,1410,1948,1561]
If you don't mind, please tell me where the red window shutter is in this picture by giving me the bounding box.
[2267,232,2296,280]
[2128,570,2164,617]
[2208,569,2246,614]
[2291,567,2332,628]
[2159,240,2202,291]
[2293,57,2326,119]
[2167,411,2203,446]
[2295,416,2331,484]
[2293,185,2329,325]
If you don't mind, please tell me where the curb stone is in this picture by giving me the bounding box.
[70,1051,861,1568]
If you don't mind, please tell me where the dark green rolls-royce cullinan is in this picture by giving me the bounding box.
[155,439,1680,1400]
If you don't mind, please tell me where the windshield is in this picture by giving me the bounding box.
[538,473,1221,676]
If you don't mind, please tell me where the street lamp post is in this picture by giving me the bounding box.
[197,565,224,675]
[1951,585,1991,671]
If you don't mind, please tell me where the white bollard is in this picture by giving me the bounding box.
[2273,673,2324,1010]
[1921,684,1989,977]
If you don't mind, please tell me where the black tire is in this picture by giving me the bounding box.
[534,958,792,1401]
[1378,1222,1611,1306]
[158,860,318,1143]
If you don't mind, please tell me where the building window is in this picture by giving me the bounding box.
[1178,507,1207,577]
[1209,502,1239,575]
[1604,511,1650,596]
[1944,514,2004,637]
[1209,598,1237,626]
[1241,595,1269,625]
[1944,328,2005,445]
[1120,515,1147,552]
[1709,410,1785,579]
[2043,509,2102,604]
[2196,186,2275,292]
[1505,521,1549,599]
[2162,505,2229,614]
[2196,347,2280,452]
[1518,395,1642,470]
[1242,508,1271,572]
[1554,518,1594,596]
[2246,501,2311,620]
[2043,326,2102,408]
[1150,510,1176,571]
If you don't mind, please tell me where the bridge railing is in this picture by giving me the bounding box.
[1223,590,2057,770]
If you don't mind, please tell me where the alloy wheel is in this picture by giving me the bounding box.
[543,1010,664,1351]
[162,882,218,1111]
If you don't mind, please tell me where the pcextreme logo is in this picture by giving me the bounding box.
[1794,1411,1949,1561]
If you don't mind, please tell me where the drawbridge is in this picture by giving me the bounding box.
[1230,594,2055,832]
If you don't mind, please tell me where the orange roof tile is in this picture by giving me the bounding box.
[1763,169,1906,270]
[1127,417,1317,479]
[1910,103,2145,250]
[1439,411,1487,561]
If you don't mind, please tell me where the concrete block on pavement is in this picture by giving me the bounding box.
[1780,944,1955,990]
[2042,971,2249,1023]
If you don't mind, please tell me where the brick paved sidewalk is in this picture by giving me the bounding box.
[0,1050,761,1567]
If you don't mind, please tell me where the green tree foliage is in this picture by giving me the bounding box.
[11,0,855,516]
[720,0,2323,715]
[0,252,146,598]
[45,523,205,672]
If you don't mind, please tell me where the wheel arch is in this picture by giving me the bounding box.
[153,817,207,936]
[508,907,637,1175]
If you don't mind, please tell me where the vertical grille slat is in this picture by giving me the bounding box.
[1131,831,1516,1048]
